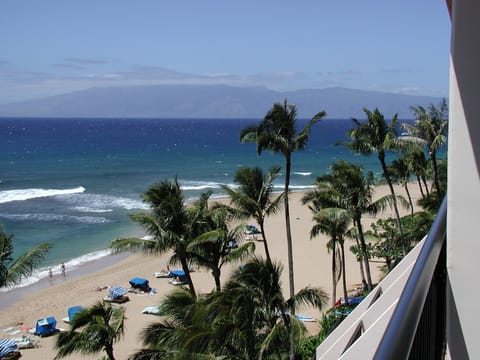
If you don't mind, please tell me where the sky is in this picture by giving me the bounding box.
[0,0,451,105]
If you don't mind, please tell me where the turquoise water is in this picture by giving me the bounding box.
[0,117,385,289]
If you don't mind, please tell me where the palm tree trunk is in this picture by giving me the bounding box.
[284,155,296,360]
[422,175,430,196]
[284,156,295,304]
[354,232,367,290]
[379,156,404,237]
[430,150,442,196]
[213,268,221,292]
[105,343,116,360]
[180,257,196,297]
[331,237,337,307]
[356,219,373,290]
[404,183,414,216]
[259,222,272,264]
[416,175,425,199]
[340,242,349,307]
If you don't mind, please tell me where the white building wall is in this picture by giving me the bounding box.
[447,1,480,358]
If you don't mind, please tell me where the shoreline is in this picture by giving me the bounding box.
[0,252,131,311]
[0,184,424,360]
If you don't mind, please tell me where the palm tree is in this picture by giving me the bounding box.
[110,178,198,296]
[241,101,325,360]
[405,148,430,199]
[220,165,283,264]
[409,99,448,196]
[343,108,405,238]
[188,206,255,291]
[240,99,326,305]
[55,301,126,360]
[389,155,414,216]
[308,207,352,306]
[303,160,392,290]
[0,227,51,288]
[131,257,328,359]
[221,257,328,359]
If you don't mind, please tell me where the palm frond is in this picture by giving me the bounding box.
[4,242,52,287]
[290,286,329,311]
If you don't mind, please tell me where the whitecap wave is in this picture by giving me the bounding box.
[273,184,315,190]
[0,213,111,224]
[73,206,113,213]
[293,172,312,176]
[0,186,86,204]
[0,249,112,292]
[180,181,223,191]
[65,193,148,211]
[288,185,316,190]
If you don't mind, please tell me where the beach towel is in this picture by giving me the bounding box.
[0,338,18,358]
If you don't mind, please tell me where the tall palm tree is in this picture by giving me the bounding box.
[343,108,405,238]
[0,227,51,288]
[308,207,352,306]
[409,99,448,196]
[240,99,326,305]
[110,178,199,296]
[303,160,394,290]
[55,301,126,360]
[188,206,255,291]
[241,101,325,360]
[220,165,283,264]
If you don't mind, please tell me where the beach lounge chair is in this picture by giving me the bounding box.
[34,317,58,337]
[0,339,20,360]
[154,270,172,278]
[244,224,261,240]
[128,277,150,292]
[103,286,130,303]
[11,336,36,349]
[62,306,84,323]
[167,270,187,285]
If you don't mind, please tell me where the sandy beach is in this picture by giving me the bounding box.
[0,184,423,360]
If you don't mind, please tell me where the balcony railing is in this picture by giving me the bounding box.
[314,197,447,359]
[374,197,447,359]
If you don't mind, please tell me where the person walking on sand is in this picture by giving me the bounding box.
[61,262,66,277]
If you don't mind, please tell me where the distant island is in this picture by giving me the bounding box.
[0,84,442,119]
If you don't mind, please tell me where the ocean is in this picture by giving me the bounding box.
[0,117,384,291]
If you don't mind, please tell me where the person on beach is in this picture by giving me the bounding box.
[49,268,53,278]
[61,262,66,277]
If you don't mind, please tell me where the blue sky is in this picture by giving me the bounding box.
[0,0,450,104]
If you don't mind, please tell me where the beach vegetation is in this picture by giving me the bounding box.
[404,147,430,199]
[307,206,352,307]
[406,99,448,197]
[220,165,283,264]
[367,210,434,272]
[187,203,255,291]
[388,155,415,216]
[110,178,201,296]
[342,108,407,243]
[0,227,51,288]
[130,256,328,359]
[54,301,126,360]
[303,160,403,290]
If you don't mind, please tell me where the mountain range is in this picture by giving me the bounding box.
[0,85,442,119]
